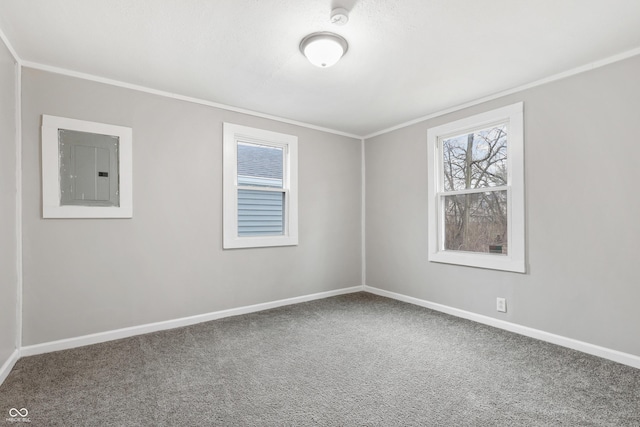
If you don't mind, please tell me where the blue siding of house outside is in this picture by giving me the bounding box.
[237,143,285,236]
[238,189,284,236]
[237,143,283,183]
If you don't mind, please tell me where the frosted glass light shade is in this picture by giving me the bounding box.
[300,32,348,68]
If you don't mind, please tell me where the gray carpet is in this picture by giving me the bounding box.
[1,292,639,426]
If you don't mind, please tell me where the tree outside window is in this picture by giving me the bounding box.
[442,125,508,254]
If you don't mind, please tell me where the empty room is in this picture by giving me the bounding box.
[1,1,639,425]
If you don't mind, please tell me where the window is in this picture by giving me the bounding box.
[223,123,298,249]
[427,102,525,272]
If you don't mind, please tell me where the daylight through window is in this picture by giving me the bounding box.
[237,142,285,237]
[427,103,525,272]
[442,124,508,254]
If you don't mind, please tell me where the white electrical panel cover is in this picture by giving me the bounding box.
[41,115,133,218]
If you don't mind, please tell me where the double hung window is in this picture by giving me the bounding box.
[223,123,298,249]
[427,103,525,272]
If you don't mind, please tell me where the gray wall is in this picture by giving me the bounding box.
[0,39,17,364]
[365,54,640,357]
[21,68,362,346]
[17,53,640,358]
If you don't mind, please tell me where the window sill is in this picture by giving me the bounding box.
[223,235,298,249]
[429,250,525,273]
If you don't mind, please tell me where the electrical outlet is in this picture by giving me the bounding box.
[496,297,507,313]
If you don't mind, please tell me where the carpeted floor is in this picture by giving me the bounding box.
[1,292,639,426]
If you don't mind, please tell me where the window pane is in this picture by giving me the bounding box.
[237,142,283,188]
[442,124,507,191]
[238,189,284,236]
[444,190,507,254]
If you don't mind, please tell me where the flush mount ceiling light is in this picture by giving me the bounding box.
[299,32,349,68]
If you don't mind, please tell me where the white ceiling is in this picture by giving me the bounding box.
[1,0,640,137]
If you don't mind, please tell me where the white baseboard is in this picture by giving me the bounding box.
[17,284,637,374]
[0,349,20,386]
[364,285,640,370]
[21,285,364,357]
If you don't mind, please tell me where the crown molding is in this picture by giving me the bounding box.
[20,60,363,140]
[363,46,640,139]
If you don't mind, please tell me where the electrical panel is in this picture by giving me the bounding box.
[58,129,120,207]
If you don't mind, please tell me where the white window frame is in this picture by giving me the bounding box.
[427,102,525,273]
[41,115,133,218]
[223,123,298,249]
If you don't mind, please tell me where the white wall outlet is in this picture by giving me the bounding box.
[496,297,507,313]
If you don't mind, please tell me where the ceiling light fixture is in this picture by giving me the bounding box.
[299,32,348,68]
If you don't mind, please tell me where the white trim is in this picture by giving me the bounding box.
[361,139,366,287]
[18,47,640,141]
[427,102,525,273]
[20,286,364,357]
[0,349,20,386]
[363,47,640,140]
[21,61,362,140]
[364,286,640,370]
[41,115,133,218]
[15,61,22,349]
[0,26,21,65]
[441,185,508,197]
